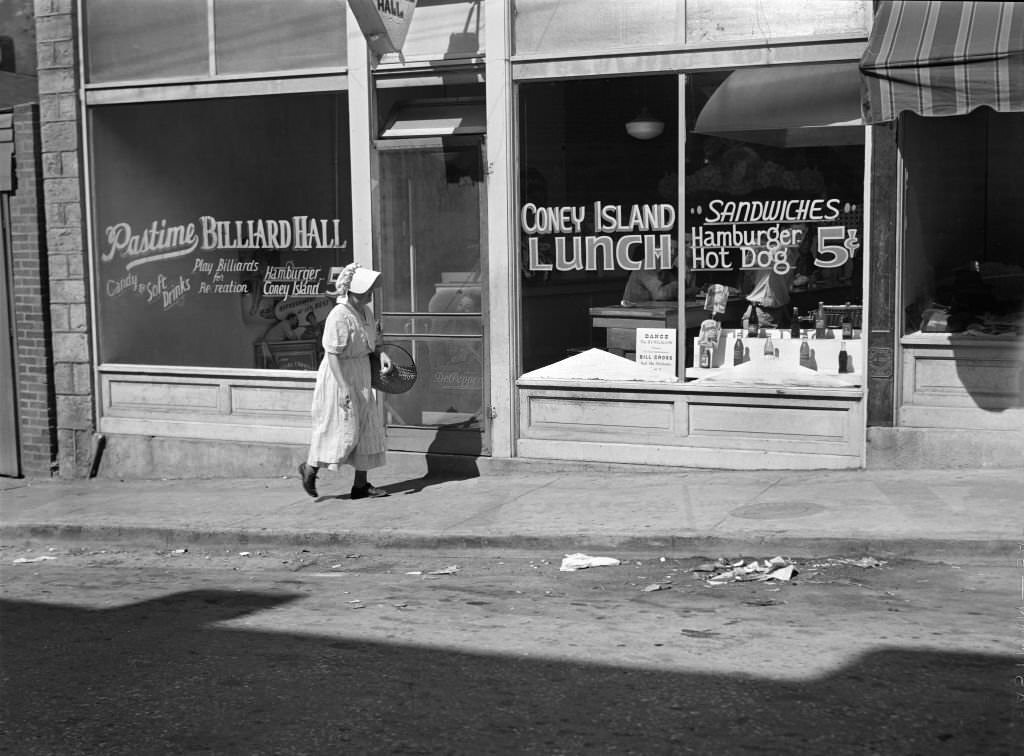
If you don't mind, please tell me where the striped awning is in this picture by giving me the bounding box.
[860,1,1024,124]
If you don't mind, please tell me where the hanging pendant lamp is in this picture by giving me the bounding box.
[625,106,664,140]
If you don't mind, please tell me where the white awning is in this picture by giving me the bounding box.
[694,62,864,148]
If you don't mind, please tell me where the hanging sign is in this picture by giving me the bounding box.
[636,328,677,377]
[348,0,418,56]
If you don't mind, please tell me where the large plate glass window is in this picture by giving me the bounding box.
[684,66,865,387]
[89,93,352,369]
[512,0,870,58]
[900,110,1024,341]
[83,0,346,83]
[84,0,209,82]
[518,76,680,377]
[517,67,865,388]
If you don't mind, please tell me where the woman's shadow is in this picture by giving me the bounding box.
[318,420,482,501]
[386,420,482,495]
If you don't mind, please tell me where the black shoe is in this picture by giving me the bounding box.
[351,483,389,499]
[299,463,318,497]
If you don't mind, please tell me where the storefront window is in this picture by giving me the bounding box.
[89,93,352,369]
[683,69,865,386]
[388,0,483,60]
[84,0,346,83]
[84,0,209,82]
[519,76,679,374]
[214,0,346,75]
[513,0,684,57]
[512,0,870,58]
[685,0,870,45]
[518,68,865,387]
[901,110,1024,339]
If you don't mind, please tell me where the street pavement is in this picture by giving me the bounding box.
[2,456,1021,558]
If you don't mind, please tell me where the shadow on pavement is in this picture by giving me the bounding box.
[0,590,1015,754]
[384,424,483,497]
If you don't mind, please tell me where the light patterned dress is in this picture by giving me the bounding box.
[306,297,386,471]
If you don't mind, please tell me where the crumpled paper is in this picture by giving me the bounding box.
[807,556,888,569]
[694,556,797,585]
[405,565,459,576]
[13,555,58,564]
[559,553,621,572]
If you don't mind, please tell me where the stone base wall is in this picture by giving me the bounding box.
[867,427,1024,469]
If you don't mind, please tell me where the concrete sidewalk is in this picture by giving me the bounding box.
[1,462,1021,558]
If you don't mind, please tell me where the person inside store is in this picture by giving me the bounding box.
[261,311,304,342]
[620,239,698,307]
[299,262,393,500]
[741,235,801,329]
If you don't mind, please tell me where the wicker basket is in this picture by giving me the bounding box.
[370,344,418,394]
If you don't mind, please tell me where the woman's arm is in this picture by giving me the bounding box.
[369,315,393,373]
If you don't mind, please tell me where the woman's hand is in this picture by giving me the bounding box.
[378,351,394,375]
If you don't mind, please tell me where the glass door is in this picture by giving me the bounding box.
[376,139,488,456]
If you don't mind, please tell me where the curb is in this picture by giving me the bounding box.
[1,524,1014,560]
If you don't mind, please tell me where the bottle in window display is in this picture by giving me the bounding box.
[838,341,849,373]
[697,319,720,369]
[799,333,813,369]
[763,333,774,359]
[814,302,827,338]
[699,342,713,369]
[733,335,745,365]
[841,310,853,339]
[790,307,801,339]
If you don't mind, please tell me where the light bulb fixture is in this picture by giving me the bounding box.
[625,107,664,140]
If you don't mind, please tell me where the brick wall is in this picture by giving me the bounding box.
[10,103,57,476]
[35,0,92,477]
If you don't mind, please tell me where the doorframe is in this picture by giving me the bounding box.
[372,136,492,456]
[0,192,22,476]
[484,0,517,459]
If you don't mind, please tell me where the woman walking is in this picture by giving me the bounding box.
[299,262,391,499]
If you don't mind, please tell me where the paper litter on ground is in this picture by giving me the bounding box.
[406,565,459,576]
[560,553,622,572]
[695,556,797,585]
[12,555,58,564]
[809,556,888,569]
[427,565,459,575]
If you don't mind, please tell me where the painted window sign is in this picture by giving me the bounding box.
[100,215,348,310]
[688,198,861,274]
[519,198,860,275]
[520,202,676,272]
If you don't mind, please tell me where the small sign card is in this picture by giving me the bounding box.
[636,328,677,377]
